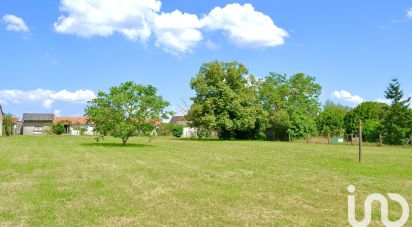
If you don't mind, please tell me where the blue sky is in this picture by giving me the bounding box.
[1,0,412,118]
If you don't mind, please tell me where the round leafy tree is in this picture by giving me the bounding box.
[86,81,172,145]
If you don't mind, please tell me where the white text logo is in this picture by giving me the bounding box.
[347,185,409,227]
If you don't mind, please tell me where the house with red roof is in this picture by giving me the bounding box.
[21,114,95,135]
[53,116,95,135]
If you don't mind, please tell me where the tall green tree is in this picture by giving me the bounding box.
[316,101,350,136]
[259,72,321,139]
[258,73,289,140]
[344,101,387,142]
[344,102,387,134]
[286,73,322,138]
[382,78,412,145]
[86,81,171,145]
[188,61,267,140]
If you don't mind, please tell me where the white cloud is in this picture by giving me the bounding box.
[375,98,391,105]
[53,1,287,54]
[54,0,161,41]
[408,7,412,18]
[2,14,29,32]
[0,89,96,109]
[43,99,54,109]
[50,89,96,103]
[152,10,203,54]
[53,110,62,116]
[332,90,364,105]
[201,3,288,47]
[205,39,219,51]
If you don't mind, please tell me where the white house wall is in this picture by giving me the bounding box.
[69,125,95,136]
[182,127,197,138]
[22,122,52,135]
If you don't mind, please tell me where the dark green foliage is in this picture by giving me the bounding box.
[382,78,412,145]
[267,110,290,140]
[53,123,65,135]
[385,78,407,103]
[196,128,210,138]
[258,73,289,140]
[287,112,318,138]
[259,73,322,139]
[344,101,387,142]
[86,81,172,145]
[316,101,350,137]
[3,114,13,136]
[189,61,267,140]
[362,119,383,142]
[172,124,184,138]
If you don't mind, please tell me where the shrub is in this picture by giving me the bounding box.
[172,124,184,138]
[3,115,13,136]
[158,123,175,136]
[197,128,209,139]
[53,123,65,135]
[44,128,53,135]
[80,127,87,135]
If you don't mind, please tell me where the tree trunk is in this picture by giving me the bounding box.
[350,134,353,145]
[122,137,129,146]
[379,133,383,147]
[327,133,331,144]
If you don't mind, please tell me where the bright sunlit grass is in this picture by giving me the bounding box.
[0,136,411,226]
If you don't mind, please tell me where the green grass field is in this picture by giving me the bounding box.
[0,136,411,226]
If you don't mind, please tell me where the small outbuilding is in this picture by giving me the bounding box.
[169,115,198,138]
[22,113,54,135]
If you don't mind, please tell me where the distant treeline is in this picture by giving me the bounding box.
[65,60,411,145]
[187,61,412,145]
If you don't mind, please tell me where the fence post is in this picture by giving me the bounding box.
[327,133,331,144]
[358,120,362,163]
[350,134,354,145]
[379,133,383,147]
[288,132,291,142]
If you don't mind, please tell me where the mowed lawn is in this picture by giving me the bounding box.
[0,136,411,226]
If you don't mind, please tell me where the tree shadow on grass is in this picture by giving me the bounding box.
[176,138,221,142]
[174,137,256,142]
[81,142,154,148]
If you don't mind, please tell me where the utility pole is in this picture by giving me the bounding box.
[358,120,363,163]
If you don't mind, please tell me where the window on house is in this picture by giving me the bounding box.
[33,125,43,132]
